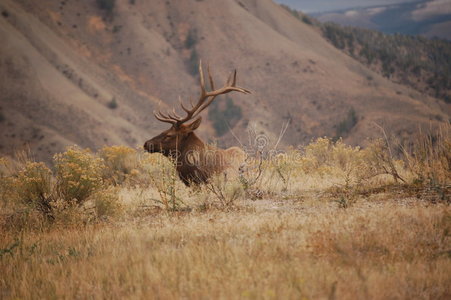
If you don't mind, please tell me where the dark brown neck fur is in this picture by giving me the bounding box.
[175,133,222,185]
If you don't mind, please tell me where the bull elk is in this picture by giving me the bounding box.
[143,62,251,185]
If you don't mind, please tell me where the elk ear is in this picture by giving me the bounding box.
[187,117,202,132]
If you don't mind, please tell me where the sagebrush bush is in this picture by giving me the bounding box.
[14,162,53,216]
[297,138,367,187]
[263,149,301,192]
[203,174,244,208]
[54,146,104,205]
[360,138,405,183]
[100,145,138,185]
[0,157,13,206]
[96,0,115,14]
[92,188,122,219]
[403,126,451,187]
[0,157,8,175]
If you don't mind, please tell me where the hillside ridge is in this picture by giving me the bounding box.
[0,0,448,163]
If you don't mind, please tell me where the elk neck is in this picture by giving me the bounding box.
[177,132,222,166]
[178,132,206,156]
[175,132,211,185]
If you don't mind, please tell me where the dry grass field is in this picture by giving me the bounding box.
[1,129,450,299]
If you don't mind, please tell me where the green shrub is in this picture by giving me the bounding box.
[186,49,200,76]
[302,15,313,25]
[107,97,118,109]
[96,0,115,14]
[185,29,197,49]
[319,22,451,102]
[279,5,451,103]
[335,108,357,139]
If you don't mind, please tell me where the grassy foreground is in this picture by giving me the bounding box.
[1,131,450,299]
[1,200,449,299]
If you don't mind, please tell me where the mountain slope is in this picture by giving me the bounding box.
[313,0,451,40]
[0,0,448,163]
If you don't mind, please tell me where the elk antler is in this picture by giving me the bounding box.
[153,61,251,126]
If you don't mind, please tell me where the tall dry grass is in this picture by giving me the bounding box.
[1,203,449,299]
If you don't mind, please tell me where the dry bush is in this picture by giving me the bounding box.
[237,138,401,199]
[146,154,186,211]
[14,161,54,217]
[0,160,54,229]
[266,150,299,192]
[360,138,406,184]
[92,188,123,220]
[1,146,124,227]
[100,145,139,185]
[403,125,451,188]
[300,138,365,182]
[54,146,104,205]
[300,137,337,175]
[0,156,54,229]
[202,173,245,209]
[0,157,15,206]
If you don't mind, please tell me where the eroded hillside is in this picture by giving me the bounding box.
[0,0,448,163]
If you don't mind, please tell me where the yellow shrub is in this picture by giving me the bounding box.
[14,161,53,215]
[303,137,333,170]
[92,188,122,220]
[299,138,364,182]
[0,157,8,175]
[100,145,138,185]
[0,157,14,206]
[54,146,104,205]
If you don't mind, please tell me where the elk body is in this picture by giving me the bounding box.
[143,63,250,185]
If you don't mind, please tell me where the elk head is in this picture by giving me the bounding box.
[144,62,250,184]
